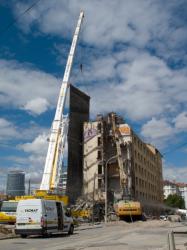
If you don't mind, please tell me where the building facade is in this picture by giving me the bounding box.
[83,113,163,204]
[163,180,180,198]
[164,180,187,209]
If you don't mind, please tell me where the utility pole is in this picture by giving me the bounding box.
[28,178,31,195]
[105,155,117,223]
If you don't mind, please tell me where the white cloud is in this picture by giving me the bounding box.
[0,117,49,144]
[79,49,187,123]
[163,166,187,183]
[1,2,187,122]
[11,1,167,47]
[140,118,173,149]
[17,132,68,186]
[13,0,187,60]
[0,118,19,140]
[173,112,187,131]
[23,98,50,115]
[0,121,51,190]
[10,0,187,124]
[19,133,48,155]
[0,59,59,115]
[141,118,173,140]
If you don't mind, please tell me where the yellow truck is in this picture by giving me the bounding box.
[0,200,18,224]
[0,191,69,225]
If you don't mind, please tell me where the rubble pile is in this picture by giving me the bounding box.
[0,224,15,238]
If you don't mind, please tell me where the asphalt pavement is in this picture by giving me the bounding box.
[0,221,187,250]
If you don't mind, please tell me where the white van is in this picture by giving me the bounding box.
[15,199,74,238]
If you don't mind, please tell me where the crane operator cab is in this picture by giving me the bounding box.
[15,199,74,238]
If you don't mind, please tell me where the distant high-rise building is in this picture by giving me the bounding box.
[6,171,25,196]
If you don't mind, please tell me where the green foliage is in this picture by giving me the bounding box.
[164,194,185,209]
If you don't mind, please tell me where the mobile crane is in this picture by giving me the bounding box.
[110,113,142,220]
[0,12,84,225]
[40,11,84,194]
[24,10,84,202]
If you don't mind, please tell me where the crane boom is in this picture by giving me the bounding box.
[40,11,84,191]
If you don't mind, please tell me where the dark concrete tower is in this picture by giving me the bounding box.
[66,84,90,203]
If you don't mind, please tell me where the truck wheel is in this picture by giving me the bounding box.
[42,232,49,238]
[20,234,27,238]
[68,224,74,235]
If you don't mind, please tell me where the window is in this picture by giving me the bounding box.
[98,137,101,146]
[134,137,137,144]
[1,202,18,212]
[136,177,138,185]
[97,151,101,160]
[135,163,137,170]
[138,165,140,172]
[138,153,140,160]
[98,164,102,174]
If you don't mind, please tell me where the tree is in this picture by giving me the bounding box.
[164,194,185,209]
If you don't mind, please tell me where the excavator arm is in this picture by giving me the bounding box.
[110,113,127,194]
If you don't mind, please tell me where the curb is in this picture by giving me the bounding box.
[0,235,19,240]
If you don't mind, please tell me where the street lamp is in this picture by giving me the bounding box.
[105,155,117,223]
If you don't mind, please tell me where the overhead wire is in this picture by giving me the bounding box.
[162,141,187,156]
[0,0,41,36]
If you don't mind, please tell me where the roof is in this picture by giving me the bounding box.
[163,180,187,187]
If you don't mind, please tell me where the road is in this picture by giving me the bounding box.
[0,221,187,250]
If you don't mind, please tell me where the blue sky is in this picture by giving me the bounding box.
[0,0,187,191]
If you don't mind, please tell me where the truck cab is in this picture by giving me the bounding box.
[0,201,18,224]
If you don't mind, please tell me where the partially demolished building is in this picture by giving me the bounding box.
[83,113,163,204]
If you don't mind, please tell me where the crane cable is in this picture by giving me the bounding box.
[78,16,90,96]
[163,141,187,156]
[0,0,41,36]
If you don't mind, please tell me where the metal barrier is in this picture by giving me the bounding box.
[168,231,187,250]
[168,231,175,250]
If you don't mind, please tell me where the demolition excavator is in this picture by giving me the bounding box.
[110,113,142,220]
